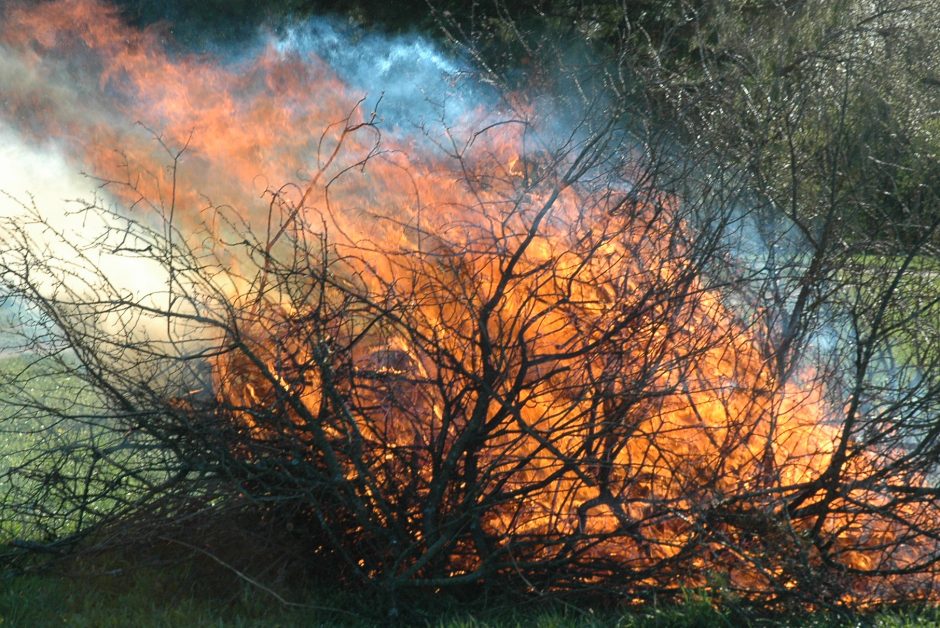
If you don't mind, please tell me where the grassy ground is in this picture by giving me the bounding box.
[2,538,940,628]
[3,566,939,627]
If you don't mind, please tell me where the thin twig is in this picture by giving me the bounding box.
[158,537,359,618]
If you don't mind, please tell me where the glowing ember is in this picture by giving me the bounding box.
[1,0,937,607]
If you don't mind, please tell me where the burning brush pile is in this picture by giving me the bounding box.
[0,0,938,610]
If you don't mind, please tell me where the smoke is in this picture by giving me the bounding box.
[0,0,835,370]
[274,20,491,132]
[0,0,497,301]
[0,0,814,363]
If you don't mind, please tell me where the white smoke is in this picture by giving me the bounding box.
[0,121,169,294]
[273,20,491,132]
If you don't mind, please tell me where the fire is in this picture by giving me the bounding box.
[1,0,937,606]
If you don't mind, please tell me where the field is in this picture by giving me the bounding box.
[3,568,939,626]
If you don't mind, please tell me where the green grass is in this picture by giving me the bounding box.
[2,566,939,627]
[0,571,351,627]
[842,255,940,402]
[0,353,117,542]
[0,352,176,544]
